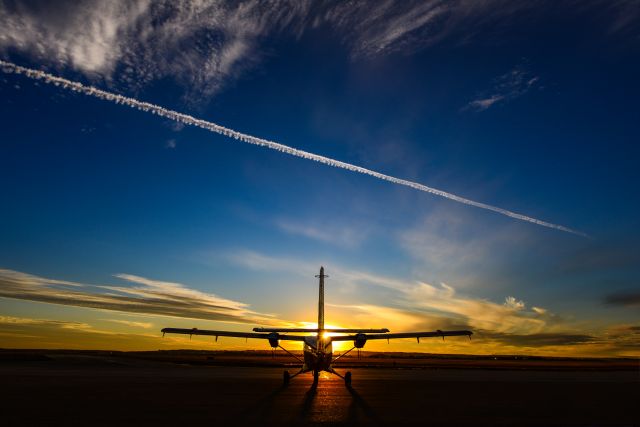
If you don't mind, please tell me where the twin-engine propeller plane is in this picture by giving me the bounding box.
[162,267,472,385]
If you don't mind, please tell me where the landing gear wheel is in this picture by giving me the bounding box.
[283,370,290,385]
[313,370,319,383]
[345,371,352,386]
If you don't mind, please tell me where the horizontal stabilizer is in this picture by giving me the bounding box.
[253,327,390,333]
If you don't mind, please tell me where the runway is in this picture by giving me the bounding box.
[1,356,637,426]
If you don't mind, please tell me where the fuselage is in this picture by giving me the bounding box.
[303,336,333,372]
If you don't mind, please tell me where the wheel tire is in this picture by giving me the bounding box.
[345,371,352,386]
[313,370,319,383]
[283,370,290,385]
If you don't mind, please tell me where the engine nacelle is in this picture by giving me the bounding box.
[268,332,279,348]
[354,333,367,349]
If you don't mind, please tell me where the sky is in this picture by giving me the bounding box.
[0,0,639,357]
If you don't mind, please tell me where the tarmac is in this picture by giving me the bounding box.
[1,354,638,426]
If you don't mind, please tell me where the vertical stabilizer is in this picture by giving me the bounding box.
[316,266,326,348]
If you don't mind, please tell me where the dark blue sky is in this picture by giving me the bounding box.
[0,1,638,355]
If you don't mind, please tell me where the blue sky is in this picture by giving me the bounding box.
[0,1,638,355]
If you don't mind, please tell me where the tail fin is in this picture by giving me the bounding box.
[316,266,327,346]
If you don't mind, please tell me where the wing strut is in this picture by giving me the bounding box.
[332,346,356,363]
[278,345,304,364]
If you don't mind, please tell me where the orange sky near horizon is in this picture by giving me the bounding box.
[1,267,638,359]
[1,305,637,358]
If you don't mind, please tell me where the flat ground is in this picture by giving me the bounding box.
[0,351,637,426]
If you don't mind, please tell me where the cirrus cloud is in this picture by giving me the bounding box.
[0,268,274,324]
[2,1,634,101]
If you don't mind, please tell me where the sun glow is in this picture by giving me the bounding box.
[294,322,355,351]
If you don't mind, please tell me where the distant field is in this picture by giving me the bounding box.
[1,348,637,370]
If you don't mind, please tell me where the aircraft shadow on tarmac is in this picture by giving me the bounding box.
[298,381,380,425]
[346,384,379,423]
[236,380,380,425]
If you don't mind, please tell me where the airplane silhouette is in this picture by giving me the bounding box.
[162,267,472,385]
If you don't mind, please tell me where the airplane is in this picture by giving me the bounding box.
[161,267,472,385]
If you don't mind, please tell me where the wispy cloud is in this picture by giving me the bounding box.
[0,1,462,97]
[227,249,410,292]
[0,315,122,337]
[398,207,494,272]
[321,0,450,58]
[0,268,274,324]
[604,291,640,308]
[583,0,640,37]
[0,1,309,100]
[604,324,640,351]
[226,250,319,277]
[465,64,540,111]
[504,296,526,310]
[400,281,556,335]
[0,314,204,350]
[327,303,470,333]
[228,250,559,335]
[276,218,370,248]
[232,251,560,337]
[0,315,95,330]
[480,331,596,347]
[396,205,540,286]
[2,1,632,100]
[102,319,154,329]
[480,324,639,354]
[227,253,640,355]
[0,1,149,75]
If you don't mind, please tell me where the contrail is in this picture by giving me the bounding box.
[0,60,586,237]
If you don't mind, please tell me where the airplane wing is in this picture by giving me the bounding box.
[329,329,472,343]
[161,328,308,341]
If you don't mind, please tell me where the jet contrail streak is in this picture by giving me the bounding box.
[0,60,586,237]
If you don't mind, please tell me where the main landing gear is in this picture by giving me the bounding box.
[283,370,290,385]
[345,371,352,386]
